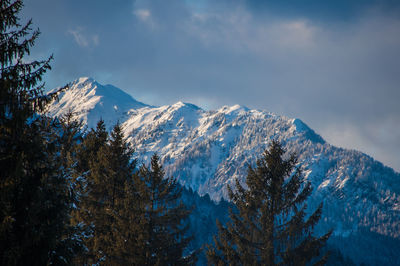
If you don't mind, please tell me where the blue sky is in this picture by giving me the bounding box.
[22,0,400,171]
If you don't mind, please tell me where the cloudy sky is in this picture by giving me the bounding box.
[22,0,400,171]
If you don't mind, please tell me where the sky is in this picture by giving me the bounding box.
[21,0,400,172]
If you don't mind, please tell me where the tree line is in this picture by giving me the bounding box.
[0,1,331,265]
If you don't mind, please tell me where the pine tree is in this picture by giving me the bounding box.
[91,123,136,264]
[134,154,197,265]
[72,120,109,264]
[74,122,139,264]
[0,1,79,264]
[207,141,332,265]
[52,112,86,263]
[75,119,108,176]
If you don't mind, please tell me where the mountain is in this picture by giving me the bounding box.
[47,77,148,129]
[48,78,400,265]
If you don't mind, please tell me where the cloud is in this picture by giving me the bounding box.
[68,28,88,47]
[185,8,317,55]
[277,20,316,47]
[243,0,400,22]
[68,27,99,48]
[319,118,400,172]
[133,8,160,31]
[134,9,151,21]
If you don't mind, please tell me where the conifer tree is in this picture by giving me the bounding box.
[134,154,197,265]
[53,112,86,263]
[74,122,138,264]
[207,141,331,266]
[0,1,80,264]
[72,120,109,263]
[91,123,136,264]
[75,119,108,176]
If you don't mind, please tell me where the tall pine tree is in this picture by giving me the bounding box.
[207,141,331,265]
[72,120,108,264]
[0,1,81,264]
[74,122,139,264]
[134,154,197,265]
[91,123,136,264]
[53,112,87,263]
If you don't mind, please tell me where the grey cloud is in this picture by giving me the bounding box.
[243,0,400,22]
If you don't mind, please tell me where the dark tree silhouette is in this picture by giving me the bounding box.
[207,141,331,265]
[133,154,198,265]
[0,1,81,264]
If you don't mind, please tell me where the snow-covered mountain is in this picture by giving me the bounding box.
[47,77,148,129]
[48,78,400,265]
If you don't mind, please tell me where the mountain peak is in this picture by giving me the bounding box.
[48,78,148,129]
[77,76,94,83]
[171,101,202,110]
[72,76,96,87]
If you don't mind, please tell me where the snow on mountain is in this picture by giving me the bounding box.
[49,78,400,265]
[47,77,148,129]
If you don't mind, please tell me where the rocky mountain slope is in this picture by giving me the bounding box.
[48,77,400,265]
